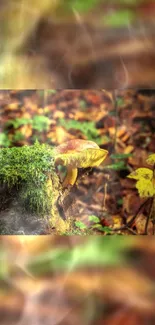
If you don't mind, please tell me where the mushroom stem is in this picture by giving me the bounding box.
[63,167,78,187]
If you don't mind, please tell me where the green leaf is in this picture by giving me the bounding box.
[0,133,11,147]
[32,115,50,132]
[102,226,112,233]
[91,224,112,233]
[6,118,32,129]
[13,131,25,141]
[99,226,112,233]
[75,221,87,229]
[117,198,123,206]
[106,161,126,170]
[116,97,125,106]
[58,119,101,143]
[111,153,132,160]
[89,215,100,223]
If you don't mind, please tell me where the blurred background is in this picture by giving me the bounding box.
[1,0,155,88]
[0,89,154,235]
[1,236,155,324]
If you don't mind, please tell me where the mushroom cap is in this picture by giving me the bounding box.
[54,139,100,153]
[54,139,108,168]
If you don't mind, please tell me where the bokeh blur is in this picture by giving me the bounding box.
[1,236,155,324]
[1,0,155,88]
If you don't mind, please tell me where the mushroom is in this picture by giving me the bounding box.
[54,139,108,187]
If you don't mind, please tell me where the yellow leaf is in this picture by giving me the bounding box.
[128,168,155,198]
[113,215,123,228]
[147,154,155,166]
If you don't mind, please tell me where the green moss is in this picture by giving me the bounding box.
[0,141,59,215]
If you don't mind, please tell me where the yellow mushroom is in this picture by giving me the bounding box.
[54,139,108,187]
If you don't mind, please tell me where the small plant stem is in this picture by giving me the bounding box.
[144,196,155,235]
[126,227,137,235]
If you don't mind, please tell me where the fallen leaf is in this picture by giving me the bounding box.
[128,168,155,197]
[124,145,134,154]
[135,213,153,235]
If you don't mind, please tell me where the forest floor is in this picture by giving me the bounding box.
[0,89,154,235]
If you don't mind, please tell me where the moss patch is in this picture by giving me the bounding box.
[0,141,59,215]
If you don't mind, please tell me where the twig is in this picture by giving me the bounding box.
[125,227,137,235]
[112,90,119,152]
[144,213,150,235]
[112,225,136,234]
[144,163,155,235]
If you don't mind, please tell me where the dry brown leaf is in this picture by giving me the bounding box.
[124,145,134,154]
[121,133,130,142]
[7,103,19,110]
[55,126,74,144]
[135,214,153,235]
[117,127,127,138]
[19,125,33,138]
[53,110,65,119]
[20,112,32,119]
[123,194,140,215]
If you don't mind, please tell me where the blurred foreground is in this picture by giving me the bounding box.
[1,0,155,88]
[1,236,155,324]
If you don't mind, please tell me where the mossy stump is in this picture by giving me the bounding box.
[0,141,73,234]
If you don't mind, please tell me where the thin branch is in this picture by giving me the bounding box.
[112,90,119,152]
